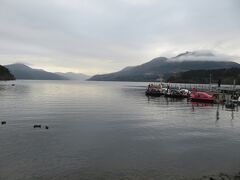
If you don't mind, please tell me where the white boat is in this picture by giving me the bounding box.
[231,96,240,105]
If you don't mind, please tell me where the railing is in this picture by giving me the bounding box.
[156,82,240,93]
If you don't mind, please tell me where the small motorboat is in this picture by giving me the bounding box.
[164,89,187,98]
[230,96,240,106]
[145,84,164,97]
[179,89,191,98]
[225,101,235,109]
[191,88,215,103]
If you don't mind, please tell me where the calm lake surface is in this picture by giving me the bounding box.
[0,80,240,180]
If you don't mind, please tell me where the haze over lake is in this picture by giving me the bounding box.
[0,80,240,180]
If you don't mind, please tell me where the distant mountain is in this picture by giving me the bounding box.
[89,51,240,82]
[56,72,89,80]
[5,63,67,80]
[0,65,15,81]
[167,68,240,84]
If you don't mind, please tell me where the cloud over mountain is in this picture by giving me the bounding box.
[0,0,240,74]
[170,50,235,62]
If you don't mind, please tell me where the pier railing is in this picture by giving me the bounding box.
[159,83,240,94]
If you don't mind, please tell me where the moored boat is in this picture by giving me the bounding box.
[225,101,235,109]
[191,88,215,103]
[145,84,164,97]
[164,89,190,98]
[179,89,191,98]
[230,96,240,106]
[164,89,184,98]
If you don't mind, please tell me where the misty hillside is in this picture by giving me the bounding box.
[0,65,15,81]
[168,68,240,84]
[5,64,67,80]
[89,51,240,82]
[56,72,89,80]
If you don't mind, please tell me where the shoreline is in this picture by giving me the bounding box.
[189,172,240,180]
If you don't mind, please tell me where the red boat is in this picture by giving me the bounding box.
[191,88,215,103]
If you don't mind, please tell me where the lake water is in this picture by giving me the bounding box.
[0,80,240,180]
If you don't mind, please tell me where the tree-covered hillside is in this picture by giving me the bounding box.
[0,65,15,81]
[167,68,240,84]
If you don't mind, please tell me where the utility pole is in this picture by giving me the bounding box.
[209,73,212,92]
[233,79,236,90]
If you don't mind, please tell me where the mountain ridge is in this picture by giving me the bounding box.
[89,51,240,82]
[5,63,67,80]
[56,72,89,80]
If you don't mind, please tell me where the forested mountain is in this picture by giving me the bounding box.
[167,68,240,84]
[89,51,240,82]
[0,65,15,81]
[5,64,67,80]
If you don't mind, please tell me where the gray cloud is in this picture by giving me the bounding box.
[0,0,240,74]
[169,50,236,62]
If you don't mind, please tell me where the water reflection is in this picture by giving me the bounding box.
[0,84,8,92]
[164,97,186,105]
[145,95,240,126]
[1,81,240,180]
[191,102,214,112]
[216,104,220,121]
[146,96,187,105]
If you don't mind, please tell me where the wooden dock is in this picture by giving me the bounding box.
[160,83,240,93]
[152,82,240,102]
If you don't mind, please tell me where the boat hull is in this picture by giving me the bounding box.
[164,94,186,98]
[191,98,214,103]
[145,91,163,97]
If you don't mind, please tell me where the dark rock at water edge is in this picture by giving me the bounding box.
[0,65,15,81]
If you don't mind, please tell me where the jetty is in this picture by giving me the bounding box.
[146,82,240,104]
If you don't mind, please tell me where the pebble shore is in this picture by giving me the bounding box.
[191,172,240,180]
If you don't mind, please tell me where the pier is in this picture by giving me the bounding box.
[147,82,240,103]
[159,82,240,93]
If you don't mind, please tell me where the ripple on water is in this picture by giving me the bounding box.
[0,81,240,180]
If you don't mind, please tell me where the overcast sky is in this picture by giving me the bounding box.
[0,0,240,75]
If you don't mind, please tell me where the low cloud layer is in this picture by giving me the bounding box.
[169,50,236,62]
[0,0,240,74]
